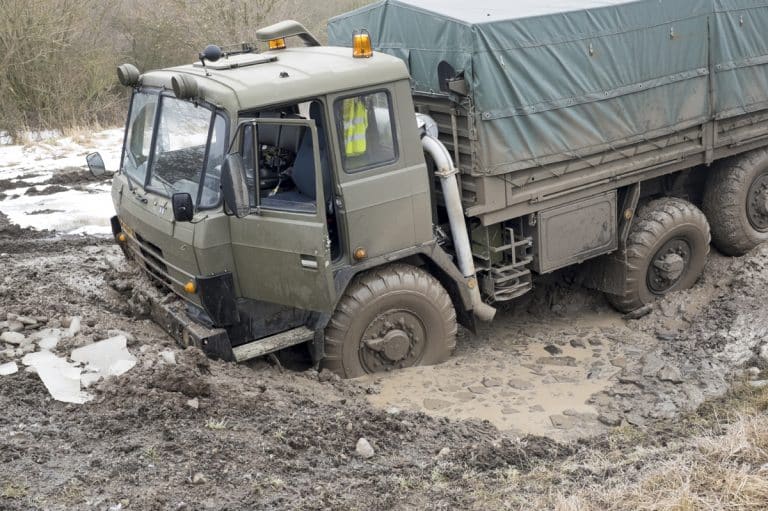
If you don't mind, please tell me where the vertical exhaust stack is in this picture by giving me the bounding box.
[418,116,496,322]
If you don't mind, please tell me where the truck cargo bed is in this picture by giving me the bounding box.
[330,0,768,222]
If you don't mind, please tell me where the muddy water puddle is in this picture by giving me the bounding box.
[359,311,629,441]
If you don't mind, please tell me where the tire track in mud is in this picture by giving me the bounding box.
[360,247,768,440]
[1,215,767,509]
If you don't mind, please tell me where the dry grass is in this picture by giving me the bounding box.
[0,0,369,137]
[447,385,768,510]
[205,418,229,430]
[546,385,768,511]
[1,482,27,499]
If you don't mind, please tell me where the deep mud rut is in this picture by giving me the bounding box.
[1,187,768,509]
[359,248,765,441]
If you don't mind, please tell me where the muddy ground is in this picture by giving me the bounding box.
[1,172,768,510]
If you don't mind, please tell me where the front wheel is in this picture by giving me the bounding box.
[322,264,457,378]
[605,197,711,312]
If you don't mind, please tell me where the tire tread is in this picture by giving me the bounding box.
[703,148,768,256]
[606,197,710,312]
[322,264,457,377]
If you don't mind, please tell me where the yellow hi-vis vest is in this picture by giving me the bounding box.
[342,98,368,157]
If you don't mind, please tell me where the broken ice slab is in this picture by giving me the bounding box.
[0,361,18,376]
[38,336,59,350]
[159,350,177,365]
[33,328,63,350]
[1,331,25,345]
[70,335,136,377]
[21,351,92,404]
[80,371,102,388]
[66,317,81,338]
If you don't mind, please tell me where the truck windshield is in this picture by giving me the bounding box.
[121,91,226,208]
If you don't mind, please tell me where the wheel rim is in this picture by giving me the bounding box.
[647,237,691,294]
[746,172,768,232]
[358,309,427,373]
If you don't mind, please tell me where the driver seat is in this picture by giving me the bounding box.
[262,101,331,213]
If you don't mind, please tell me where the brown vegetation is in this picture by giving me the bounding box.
[0,0,365,139]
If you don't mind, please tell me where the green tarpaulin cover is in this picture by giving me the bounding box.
[329,0,768,175]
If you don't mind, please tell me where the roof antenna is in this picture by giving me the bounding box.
[198,44,222,76]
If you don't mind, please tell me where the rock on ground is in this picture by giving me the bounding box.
[355,438,375,459]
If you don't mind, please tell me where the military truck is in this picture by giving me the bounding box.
[87,0,768,377]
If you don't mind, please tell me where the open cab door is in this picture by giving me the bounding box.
[227,117,336,313]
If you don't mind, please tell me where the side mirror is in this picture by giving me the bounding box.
[172,193,194,222]
[86,152,109,177]
[221,153,250,219]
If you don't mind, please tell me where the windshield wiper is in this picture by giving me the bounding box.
[122,152,139,192]
[149,173,177,199]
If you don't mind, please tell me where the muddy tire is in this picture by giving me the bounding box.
[322,263,457,378]
[605,197,711,313]
[703,149,768,256]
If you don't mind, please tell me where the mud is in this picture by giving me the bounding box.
[1,211,767,509]
[0,166,108,194]
[24,184,70,196]
[0,233,518,510]
[361,248,768,439]
[0,211,50,241]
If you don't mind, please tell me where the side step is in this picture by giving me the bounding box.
[232,327,315,362]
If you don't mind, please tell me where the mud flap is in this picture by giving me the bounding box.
[580,250,629,295]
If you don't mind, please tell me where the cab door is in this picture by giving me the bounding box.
[330,84,433,261]
[228,118,336,313]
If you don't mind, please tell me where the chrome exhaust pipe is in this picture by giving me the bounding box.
[420,130,496,322]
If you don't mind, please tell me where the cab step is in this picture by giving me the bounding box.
[232,326,315,362]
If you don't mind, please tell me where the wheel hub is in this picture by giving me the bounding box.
[747,173,768,232]
[364,330,410,362]
[647,238,691,294]
[359,310,426,372]
[760,189,768,216]
[653,253,685,282]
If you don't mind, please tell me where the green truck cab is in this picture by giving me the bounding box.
[88,23,479,377]
[89,2,768,377]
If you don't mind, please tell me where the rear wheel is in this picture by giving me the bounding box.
[703,149,768,256]
[605,197,711,312]
[322,264,457,378]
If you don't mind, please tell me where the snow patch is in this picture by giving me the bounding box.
[2,187,115,235]
[0,128,123,235]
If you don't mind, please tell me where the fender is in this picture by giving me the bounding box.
[308,240,476,362]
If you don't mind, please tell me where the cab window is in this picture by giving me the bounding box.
[240,101,331,215]
[122,92,158,184]
[239,100,341,259]
[334,90,397,173]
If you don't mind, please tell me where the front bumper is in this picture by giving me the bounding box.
[149,295,236,361]
[111,215,239,326]
[110,215,237,360]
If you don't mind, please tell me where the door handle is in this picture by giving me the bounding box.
[300,255,319,270]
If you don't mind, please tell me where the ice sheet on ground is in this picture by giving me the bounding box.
[0,128,123,235]
[70,335,137,377]
[21,351,92,404]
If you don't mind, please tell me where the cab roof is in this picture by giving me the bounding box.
[138,46,409,113]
